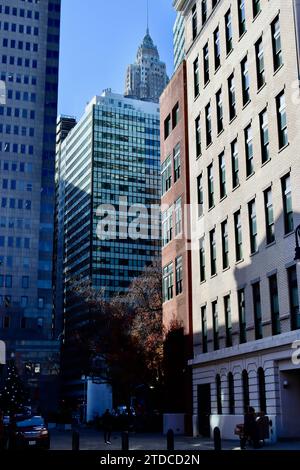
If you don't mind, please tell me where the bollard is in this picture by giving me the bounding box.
[167,429,174,451]
[72,430,80,451]
[122,431,129,450]
[213,427,221,451]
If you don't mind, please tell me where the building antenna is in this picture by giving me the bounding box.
[146,0,149,34]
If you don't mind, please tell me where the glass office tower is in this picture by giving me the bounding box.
[56,89,161,401]
[0,0,61,413]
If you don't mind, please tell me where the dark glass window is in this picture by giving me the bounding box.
[258,368,266,413]
[228,372,235,414]
[195,115,201,158]
[238,289,246,343]
[194,57,200,97]
[175,256,183,295]
[210,228,217,276]
[231,139,239,188]
[272,16,283,71]
[192,4,198,40]
[212,300,219,350]
[242,370,250,412]
[253,0,261,18]
[264,188,275,244]
[245,124,254,177]
[201,305,208,353]
[205,102,212,146]
[269,274,280,335]
[216,374,222,414]
[214,27,221,70]
[255,37,265,89]
[248,199,258,254]
[225,9,233,54]
[219,151,226,198]
[216,89,223,134]
[203,43,210,84]
[162,263,173,302]
[228,73,236,120]
[221,219,229,270]
[207,163,214,209]
[197,173,204,217]
[201,0,207,24]
[173,143,181,182]
[252,282,263,340]
[234,210,243,262]
[199,236,206,282]
[276,91,288,149]
[281,174,293,234]
[224,295,232,347]
[241,56,250,105]
[260,108,269,163]
[238,0,246,36]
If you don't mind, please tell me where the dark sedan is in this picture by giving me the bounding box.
[9,416,50,450]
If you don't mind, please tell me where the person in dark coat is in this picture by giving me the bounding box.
[243,406,259,448]
[102,409,113,444]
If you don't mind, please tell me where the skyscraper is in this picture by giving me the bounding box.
[173,12,185,71]
[124,29,168,103]
[56,89,161,402]
[0,0,61,412]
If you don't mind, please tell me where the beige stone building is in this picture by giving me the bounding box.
[174,0,300,440]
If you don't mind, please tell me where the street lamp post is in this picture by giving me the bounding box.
[294,224,300,261]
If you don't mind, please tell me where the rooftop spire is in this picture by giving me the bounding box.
[146,0,149,35]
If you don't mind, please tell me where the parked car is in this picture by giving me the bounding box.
[8,416,50,450]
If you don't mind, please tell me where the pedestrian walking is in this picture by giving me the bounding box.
[102,409,113,444]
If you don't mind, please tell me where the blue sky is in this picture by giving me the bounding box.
[58,0,176,119]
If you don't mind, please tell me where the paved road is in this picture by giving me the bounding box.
[49,428,300,451]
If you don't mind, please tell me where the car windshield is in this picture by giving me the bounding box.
[16,416,44,428]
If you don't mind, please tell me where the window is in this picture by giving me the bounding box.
[253,0,261,18]
[210,228,217,276]
[3,316,10,329]
[228,73,236,120]
[224,295,232,347]
[221,219,229,270]
[252,282,262,340]
[22,276,29,288]
[197,173,204,217]
[287,266,300,330]
[225,9,233,54]
[207,163,214,209]
[242,370,250,412]
[174,197,182,236]
[21,296,28,308]
[205,102,212,146]
[245,125,254,177]
[264,188,275,244]
[201,0,207,25]
[195,115,201,158]
[241,56,250,105]
[175,256,183,295]
[228,373,235,414]
[248,199,257,254]
[212,300,219,350]
[238,289,246,343]
[38,298,44,309]
[203,43,210,85]
[272,16,283,71]
[5,275,12,288]
[255,37,265,89]
[214,27,221,70]
[238,0,246,37]
[231,139,239,188]
[219,152,226,199]
[163,263,173,302]
[199,236,206,282]
[161,156,172,194]
[164,115,171,139]
[276,91,288,149]
[234,210,243,262]
[216,89,223,134]
[162,206,173,246]
[281,174,293,234]
[260,108,269,163]
[172,102,179,129]
[173,143,181,182]
[193,57,200,98]
[201,305,208,353]
[216,374,222,414]
[21,317,27,329]
[269,274,280,335]
[192,3,197,40]
[257,368,266,413]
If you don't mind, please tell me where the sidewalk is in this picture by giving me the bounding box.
[49,428,300,451]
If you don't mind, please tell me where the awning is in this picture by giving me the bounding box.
[0,340,5,364]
